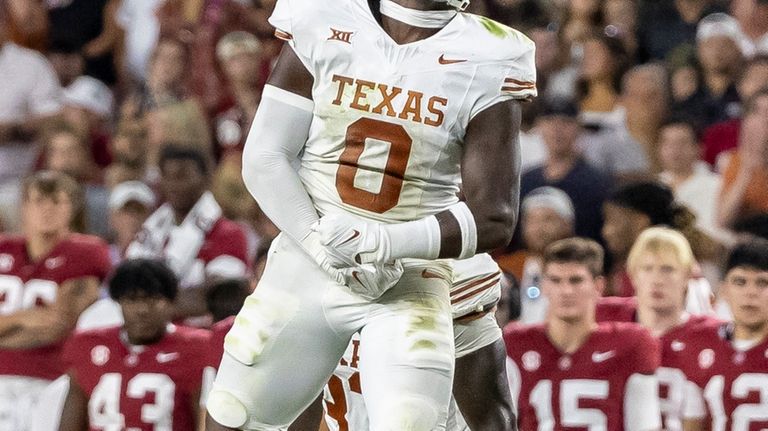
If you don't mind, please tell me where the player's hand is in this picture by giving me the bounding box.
[300,230,346,285]
[341,261,404,301]
[316,212,390,268]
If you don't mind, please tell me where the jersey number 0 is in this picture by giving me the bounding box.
[335,118,412,213]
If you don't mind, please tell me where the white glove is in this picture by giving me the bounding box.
[316,212,391,268]
[300,230,346,285]
[341,261,404,301]
[302,228,403,300]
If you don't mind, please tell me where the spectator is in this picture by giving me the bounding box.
[206,277,250,324]
[730,0,768,56]
[602,181,719,297]
[701,55,768,167]
[213,31,264,159]
[115,0,164,84]
[104,128,148,189]
[0,171,111,430]
[657,119,728,243]
[47,0,121,85]
[615,64,670,171]
[694,13,746,120]
[157,0,263,113]
[59,259,210,431]
[521,98,612,243]
[577,32,630,124]
[43,124,110,238]
[62,76,115,168]
[4,0,47,52]
[497,187,576,325]
[528,26,578,103]
[636,0,724,62]
[126,145,248,319]
[107,181,155,263]
[559,0,604,48]
[46,41,85,88]
[0,12,63,232]
[717,88,768,229]
[602,0,639,56]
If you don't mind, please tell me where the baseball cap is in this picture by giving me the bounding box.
[109,181,155,210]
[522,187,576,223]
[63,76,115,118]
[696,13,750,55]
[216,31,262,62]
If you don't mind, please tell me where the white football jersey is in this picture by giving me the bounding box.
[269,0,536,223]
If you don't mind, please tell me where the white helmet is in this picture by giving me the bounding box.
[435,0,470,11]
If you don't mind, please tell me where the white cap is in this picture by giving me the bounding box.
[522,187,575,223]
[696,13,751,56]
[109,181,155,210]
[63,76,115,117]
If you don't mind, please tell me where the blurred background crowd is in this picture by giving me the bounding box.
[1,0,767,328]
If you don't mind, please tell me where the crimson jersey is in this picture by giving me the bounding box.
[0,234,111,380]
[208,316,234,368]
[595,296,721,430]
[681,322,768,431]
[63,325,211,431]
[504,322,660,430]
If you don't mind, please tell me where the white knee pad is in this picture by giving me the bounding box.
[374,395,440,431]
[207,388,249,429]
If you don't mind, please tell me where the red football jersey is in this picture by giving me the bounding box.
[64,325,211,431]
[595,298,721,430]
[595,296,638,323]
[681,322,768,431]
[208,316,234,368]
[504,322,660,430]
[0,234,111,380]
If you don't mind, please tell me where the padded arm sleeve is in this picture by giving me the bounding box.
[241,85,318,243]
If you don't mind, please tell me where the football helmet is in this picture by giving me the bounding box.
[434,0,470,11]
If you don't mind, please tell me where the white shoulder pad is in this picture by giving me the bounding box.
[462,15,537,118]
[269,0,342,71]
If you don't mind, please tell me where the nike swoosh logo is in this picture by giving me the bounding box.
[421,269,444,279]
[592,351,616,363]
[438,54,467,65]
[352,270,363,285]
[156,352,180,363]
[338,230,361,246]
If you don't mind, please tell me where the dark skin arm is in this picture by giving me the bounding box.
[59,372,89,431]
[289,394,324,431]
[270,45,522,259]
[453,338,517,431]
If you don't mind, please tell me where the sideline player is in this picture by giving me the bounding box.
[207,0,535,429]
[0,171,111,431]
[681,239,768,430]
[504,238,662,430]
[59,259,211,431]
[595,227,720,430]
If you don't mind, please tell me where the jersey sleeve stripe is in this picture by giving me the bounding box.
[451,276,501,305]
[450,271,501,297]
[274,29,293,41]
[504,78,535,86]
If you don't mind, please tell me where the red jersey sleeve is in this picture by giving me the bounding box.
[626,324,660,375]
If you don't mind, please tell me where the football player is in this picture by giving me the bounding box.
[504,238,662,430]
[0,171,111,431]
[682,238,768,430]
[596,227,721,430]
[207,0,535,429]
[59,259,211,431]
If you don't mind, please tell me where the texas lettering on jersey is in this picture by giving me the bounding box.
[331,74,448,127]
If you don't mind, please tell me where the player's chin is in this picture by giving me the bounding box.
[125,324,163,344]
